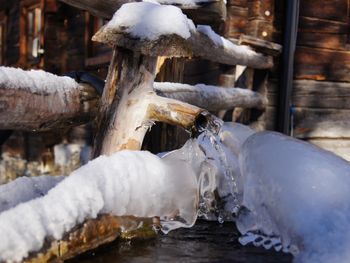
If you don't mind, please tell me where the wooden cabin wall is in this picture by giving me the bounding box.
[4,1,21,66]
[272,0,350,161]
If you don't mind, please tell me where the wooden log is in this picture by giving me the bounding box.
[297,32,348,50]
[0,68,265,131]
[300,0,349,23]
[25,215,157,262]
[239,34,282,56]
[0,67,99,131]
[155,82,267,111]
[295,47,350,82]
[58,0,226,23]
[93,26,273,69]
[299,16,349,34]
[267,80,350,109]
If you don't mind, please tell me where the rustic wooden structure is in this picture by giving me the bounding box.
[3,2,277,260]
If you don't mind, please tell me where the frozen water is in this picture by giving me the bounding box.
[236,131,350,263]
[103,2,195,40]
[1,119,350,263]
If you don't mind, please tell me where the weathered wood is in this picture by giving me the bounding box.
[297,32,348,50]
[93,28,273,69]
[299,16,349,34]
[225,6,248,38]
[92,49,160,155]
[92,49,204,157]
[295,47,350,82]
[227,0,247,7]
[245,19,275,41]
[267,80,350,109]
[247,0,274,22]
[239,34,282,56]
[0,81,98,131]
[25,215,157,263]
[189,31,273,69]
[300,0,349,23]
[155,82,267,111]
[292,107,350,139]
[58,0,226,23]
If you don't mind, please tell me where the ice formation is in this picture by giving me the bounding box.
[1,120,350,263]
[236,132,350,263]
[103,2,196,40]
[0,150,203,262]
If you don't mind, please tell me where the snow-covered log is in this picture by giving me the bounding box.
[0,149,203,262]
[155,82,267,111]
[58,0,226,24]
[92,3,273,69]
[0,67,266,131]
[0,67,98,131]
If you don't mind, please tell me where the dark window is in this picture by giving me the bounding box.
[20,0,43,67]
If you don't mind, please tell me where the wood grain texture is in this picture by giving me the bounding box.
[58,0,226,23]
[295,47,350,82]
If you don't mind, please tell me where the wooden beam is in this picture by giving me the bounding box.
[0,69,266,131]
[268,80,350,109]
[93,27,273,69]
[58,0,226,23]
[155,82,267,111]
[295,47,350,82]
[0,67,99,131]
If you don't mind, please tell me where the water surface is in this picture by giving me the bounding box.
[69,221,293,263]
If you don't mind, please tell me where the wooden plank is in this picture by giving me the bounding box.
[299,16,349,34]
[239,34,282,56]
[225,6,248,38]
[227,0,247,7]
[247,0,274,22]
[267,80,350,109]
[297,32,348,50]
[292,107,350,139]
[295,47,350,82]
[300,0,349,23]
[308,139,350,161]
[245,19,275,41]
[59,0,226,23]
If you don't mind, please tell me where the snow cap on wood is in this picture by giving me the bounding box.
[93,2,272,68]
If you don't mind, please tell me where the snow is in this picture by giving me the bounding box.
[103,2,196,40]
[0,175,64,213]
[0,150,199,262]
[196,25,258,60]
[154,82,263,111]
[0,66,79,94]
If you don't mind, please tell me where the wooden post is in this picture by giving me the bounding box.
[93,48,158,156]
